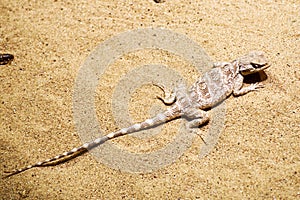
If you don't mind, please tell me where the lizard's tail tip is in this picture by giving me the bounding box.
[3,168,26,179]
[2,171,16,179]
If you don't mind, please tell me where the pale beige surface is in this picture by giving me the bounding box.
[1,0,299,199]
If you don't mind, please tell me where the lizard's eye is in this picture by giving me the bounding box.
[251,63,264,68]
[223,63,230,68]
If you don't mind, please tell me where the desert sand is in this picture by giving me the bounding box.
[1,0,299,199]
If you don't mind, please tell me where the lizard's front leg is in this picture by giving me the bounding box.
[153,83,176,105]
[233,74,264,96]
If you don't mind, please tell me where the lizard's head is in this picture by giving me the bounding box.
[237,51,270,76]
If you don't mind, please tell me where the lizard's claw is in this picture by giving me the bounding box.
[249,83,264,91]
[152,82,176,105]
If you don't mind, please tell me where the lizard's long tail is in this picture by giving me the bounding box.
[3,105,181,178]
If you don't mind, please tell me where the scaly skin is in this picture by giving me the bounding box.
[3,51,270,178]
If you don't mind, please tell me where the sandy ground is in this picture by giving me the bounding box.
[1,0,299,199]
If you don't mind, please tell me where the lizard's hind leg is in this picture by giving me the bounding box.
[184,108,209,144]
[184,108,209,128]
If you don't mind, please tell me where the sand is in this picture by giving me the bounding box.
[1,0,299,199]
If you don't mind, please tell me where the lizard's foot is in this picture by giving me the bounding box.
[185,125,207,144]
[184,108,209,145]
[194,131,207,144]
[233,82,265,96]
[152,83,176,105]
[249,82,264,91]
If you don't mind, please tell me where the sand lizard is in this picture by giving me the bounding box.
[3,51,270,178]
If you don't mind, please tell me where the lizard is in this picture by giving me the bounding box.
[3,50,270,178]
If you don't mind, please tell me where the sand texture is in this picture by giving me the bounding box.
[1,0,299,199]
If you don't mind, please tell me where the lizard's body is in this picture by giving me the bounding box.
[4,51,270,178]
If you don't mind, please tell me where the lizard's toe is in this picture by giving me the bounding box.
[251,83,264,91]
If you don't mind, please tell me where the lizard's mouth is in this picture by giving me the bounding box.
[240,63,271,75]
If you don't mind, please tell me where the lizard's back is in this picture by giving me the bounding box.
[189,63,238,109]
